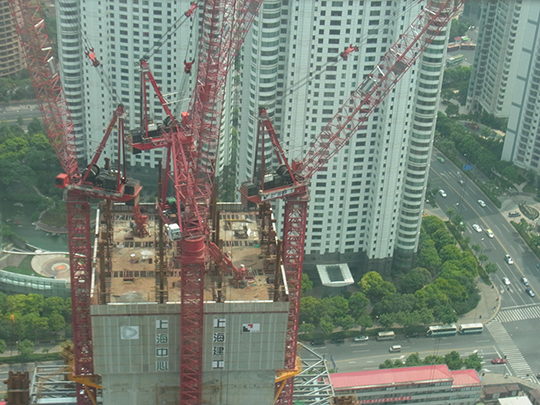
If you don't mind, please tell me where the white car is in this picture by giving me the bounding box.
[353,335,369,342]
[485,228,494,238]
[503,277,511,285]
[472,223,482,232]
[504,254,514,264]
[478,199,487,207]
[439,189,447,197]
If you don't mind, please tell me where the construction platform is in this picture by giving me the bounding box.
[97,202,279,304]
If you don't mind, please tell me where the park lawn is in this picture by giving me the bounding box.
[2,255,46,277]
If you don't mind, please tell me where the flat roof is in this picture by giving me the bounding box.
[450,369,481,387]
[499,397,533,405]
[331,365,453,390]
[316,263,354,287]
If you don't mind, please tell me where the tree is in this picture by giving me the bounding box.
[424,355,445,365]
[348,292,370,318]
[445,103,459,118]
[299,323,315,334]
[301,273,313,293]
[378,313,395,329]
[470,244,482,255]
[464,353,483,372]
[300,296,319,325]
[422,216,447,235]
[394,359,405,368]
[337,315,355,331]
[432,228,455,252]
[359,271,396,301]
[401,267,431,294]
[357,314,373,331]
[319,317,335,335]
[485,262,498,274]
[0,339,6,354]
[478,254,488,264]
[48,312,66,335]
[379,359,394,369]
[444,351,464,370]
[405,353,423,367]
[17,339,34,361]
[439,245,462,262]
[434,304,458,324]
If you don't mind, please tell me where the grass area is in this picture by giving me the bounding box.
[523,184,536,194]
[0,351,63,365]
[1,255,46,277]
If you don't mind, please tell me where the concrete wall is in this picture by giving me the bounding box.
[92,301,288,405]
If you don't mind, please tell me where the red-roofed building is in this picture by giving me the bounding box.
[330,365,481,404]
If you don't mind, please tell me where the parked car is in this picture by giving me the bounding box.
[508,211,521,217]
[330,338,345,344]
[504,255,514,265]
[439,189,447,197]
[526,287,536,297]
[492,358,506,364]
[503,277,511,285]
[485,228,494,238]
[472,224,482,232]
[353,335,369,342]
[478,199,487,207]
[310,340,325,346]
[405,332,419,338]
[521,277,530,286]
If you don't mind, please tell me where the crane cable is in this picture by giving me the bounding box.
[141,1,200,62]
[272,0,422,108]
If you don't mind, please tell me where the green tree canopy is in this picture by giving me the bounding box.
[401,267,432,294]
[348,292,370,318]
[444,350,464,370]
[464,353,483,372]
[359,271,396,301]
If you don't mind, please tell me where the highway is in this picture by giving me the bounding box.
[0,102,42,126]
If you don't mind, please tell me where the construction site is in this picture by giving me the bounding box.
[4,0,465,404]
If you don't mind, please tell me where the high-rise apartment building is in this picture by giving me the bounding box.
[0,0,24,77]
[501,3,540,171]
[466,0,529,119]
[236,0,449,272]
[56,0,197,168]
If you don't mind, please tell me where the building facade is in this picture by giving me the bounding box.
[330,365,482,405]
[0,0,24,78]
[56,0,197,168]
[466,0,533,119]
[499,3,540,171]
[236,0,449,272]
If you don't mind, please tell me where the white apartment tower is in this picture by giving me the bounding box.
[466,0,528,119]
[236,0,449,272]
[501,2,540,170]
[56,0,197,169]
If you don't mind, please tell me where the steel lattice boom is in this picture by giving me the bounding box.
[240,1,465,404]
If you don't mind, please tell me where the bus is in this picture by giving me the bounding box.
[460,43,476,51]
[459,323,483,335]
[446,54,464,68]
[426,324,457,337]
[447,43,460,52]
[377,331,395,341]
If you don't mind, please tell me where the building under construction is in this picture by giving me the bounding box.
[91,202,289,404]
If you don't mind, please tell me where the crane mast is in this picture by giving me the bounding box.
[241,1,465,403]
[8,2,141,404]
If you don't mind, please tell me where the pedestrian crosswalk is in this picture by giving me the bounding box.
[486,321,538,384]
[495,304,540,323]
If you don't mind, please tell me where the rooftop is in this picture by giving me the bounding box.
[100,203,277,304]
[330,365,453,390]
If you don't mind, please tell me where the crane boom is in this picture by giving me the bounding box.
[297,0,463,181]
[239,1,466,404]
[8,0,79,181]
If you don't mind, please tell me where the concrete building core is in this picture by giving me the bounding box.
[93,203,288,404]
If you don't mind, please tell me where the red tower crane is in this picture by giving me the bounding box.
[8,1,141,404]
[240,1,466,403]
[131,1,264,403]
